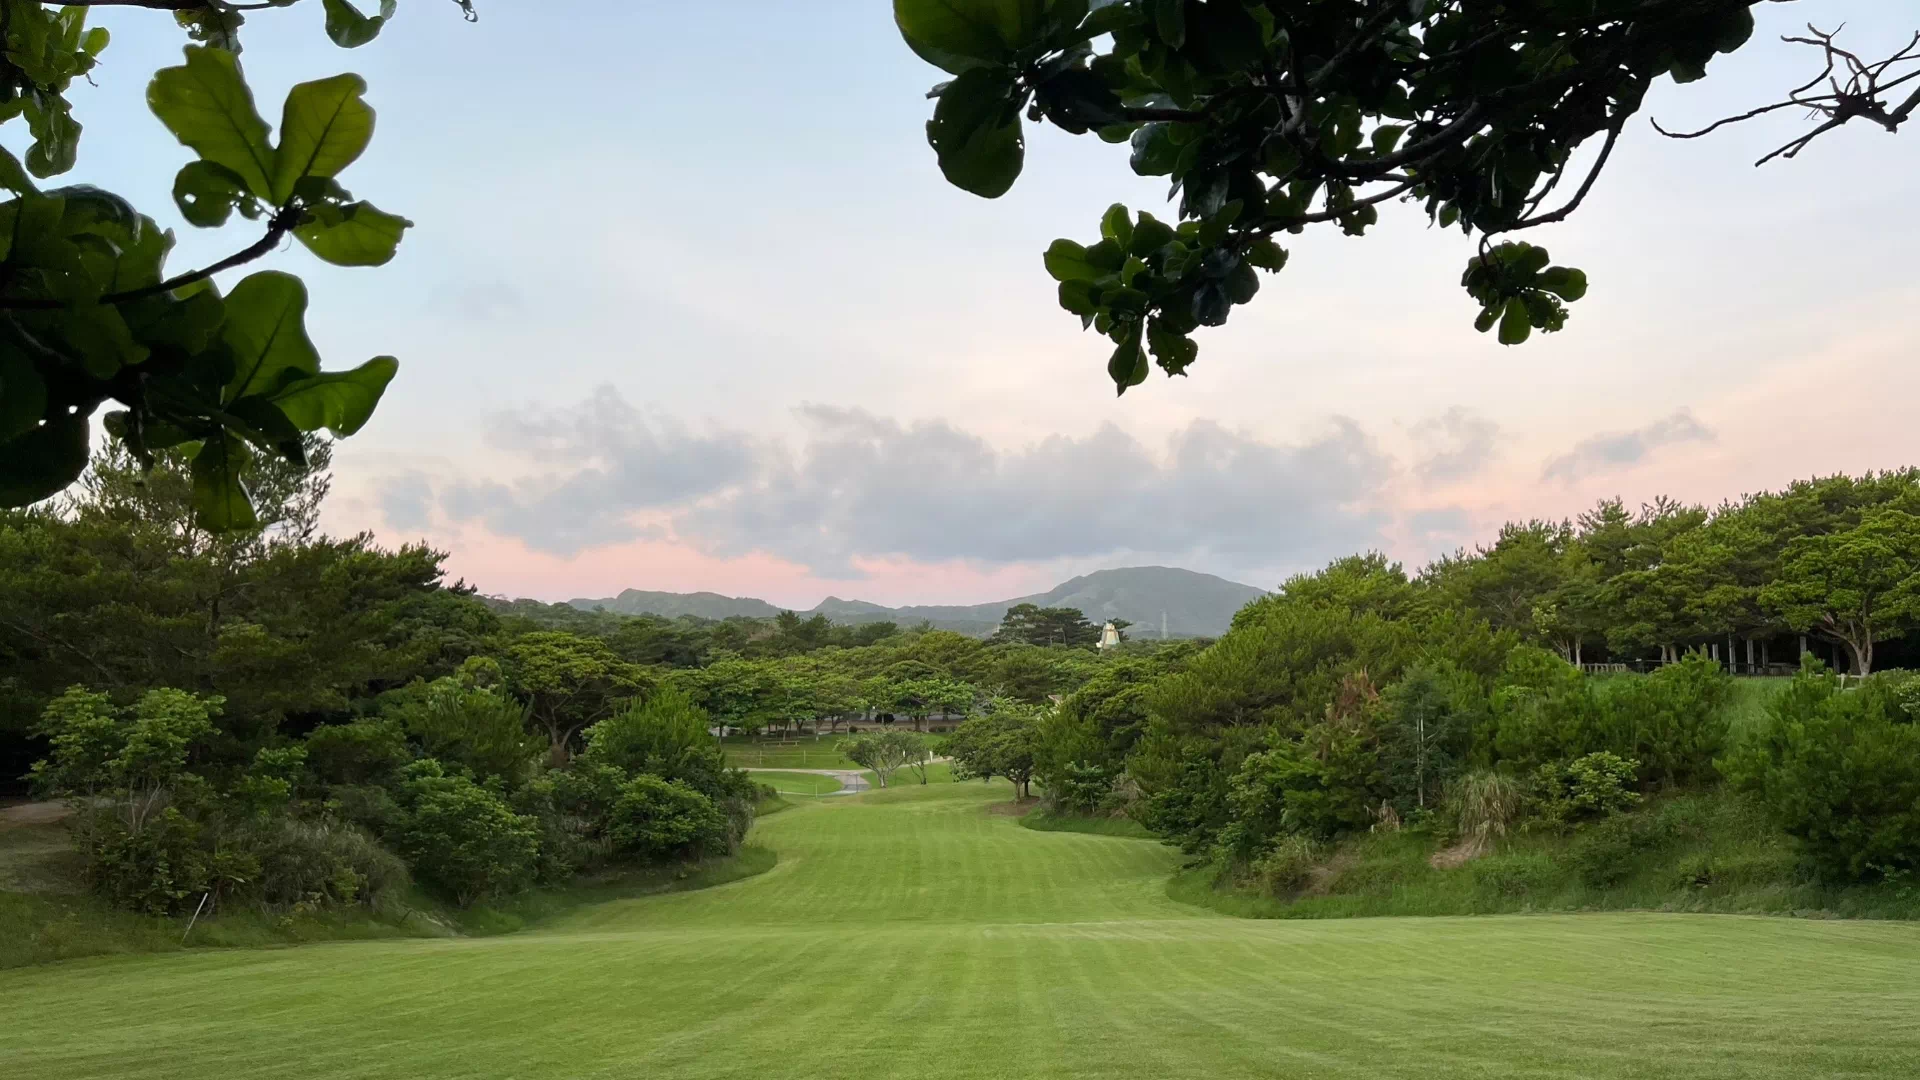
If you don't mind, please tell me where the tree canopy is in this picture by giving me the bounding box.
[894,0,1919,392]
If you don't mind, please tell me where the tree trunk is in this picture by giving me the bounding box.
[547,728,571,768]
[1573,640,1583,667]
[1846,636,1871,676]
[1799,634,1808,658]
[1745,638,1755,672]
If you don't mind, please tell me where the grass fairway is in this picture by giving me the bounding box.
[5,783,1919,1079]
[721,737,861,769]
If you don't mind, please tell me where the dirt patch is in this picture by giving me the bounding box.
[986,797,1042,816]
[0,801,71,829]
[1428,840,1486,870]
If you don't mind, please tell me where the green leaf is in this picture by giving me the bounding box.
[1149,0,1185,48]
[1057,278,1099,319]
[1223,259,1259,304]
[224,396,306,462]
[1100,203,1133,250]
[126,286,227,354]
[56,305,149,379]
[22,101,80,178]
[268,355,398,436]
[0,146,38,196]
[172,160,257,227]
[323,0,398,48]
[189,433,258,530]
[148,46,276,200]
[1043,238,1100,282]
[1130,212,1175,256]
[1107,322,1147,395]
[271,74,375,203]
[894,0,1063,73]
[294,200,411,266]
[1146,317,1197,375]
[1245,238,1288,272]
[926,67,1025,198]
[1539,266,1589,302]
[0,415,90,508]
[1370,124,1407,154]
[220,271,320,401]
[0,351,48,442]
[1083,237,1124,272]
[1498,297,1532,345]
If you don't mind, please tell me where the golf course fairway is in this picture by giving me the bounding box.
[4,781,1917,1079]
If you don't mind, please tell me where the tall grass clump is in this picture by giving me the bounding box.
[1450,769,1525,856]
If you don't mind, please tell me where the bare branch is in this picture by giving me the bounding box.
[1656,24,1920,165]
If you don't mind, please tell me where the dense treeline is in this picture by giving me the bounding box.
[9,452,1920,919]
[1028,470,1920,897]
[1418,472,1920,675]
[0,446,1186,917]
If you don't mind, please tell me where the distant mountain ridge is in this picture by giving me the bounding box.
[566,566,1267,638]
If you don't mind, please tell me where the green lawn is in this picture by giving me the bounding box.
[747,770,844,795]
[722,736,862,769]
[5,783,1919,1079]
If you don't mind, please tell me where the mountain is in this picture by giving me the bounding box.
[567,589,782,621]
[566,566,1267,638]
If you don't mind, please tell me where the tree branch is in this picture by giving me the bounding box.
[0,219,292,311]
[1501,118,1625,232]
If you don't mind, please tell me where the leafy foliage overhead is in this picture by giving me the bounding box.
[0,1,474,528]
[894,0,1915,393]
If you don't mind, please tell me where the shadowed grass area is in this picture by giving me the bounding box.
[4,782,1918,1079]
[1020,809,1156,839]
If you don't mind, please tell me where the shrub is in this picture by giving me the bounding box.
[606,775,731,861]
[582,688,734,797]
[1050,761,1115,815]
[1250,835,1321,896]
[1135,749,1233,854]
[1473,851,1559,897]
[79,806,218,916]
[1601,655,1730,784]
[1566,817,1641,888]
[1533,751,1641,828]
[237,818,409,910]
[1487,648,1604,770]
[511,761,629,882]
[1376,663,1482,815]
[393,763,540,906]
[303,720,410,787]
[1222,721,1382,857]
[324,783,403,835]
[1720,664,1920,881]
[387,684,541,785]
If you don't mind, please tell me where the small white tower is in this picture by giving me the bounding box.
[1097,621,1121,650]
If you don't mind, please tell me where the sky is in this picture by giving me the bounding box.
[27,1,1920,608]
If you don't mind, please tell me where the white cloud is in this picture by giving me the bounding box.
[1541,409,1716,484]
